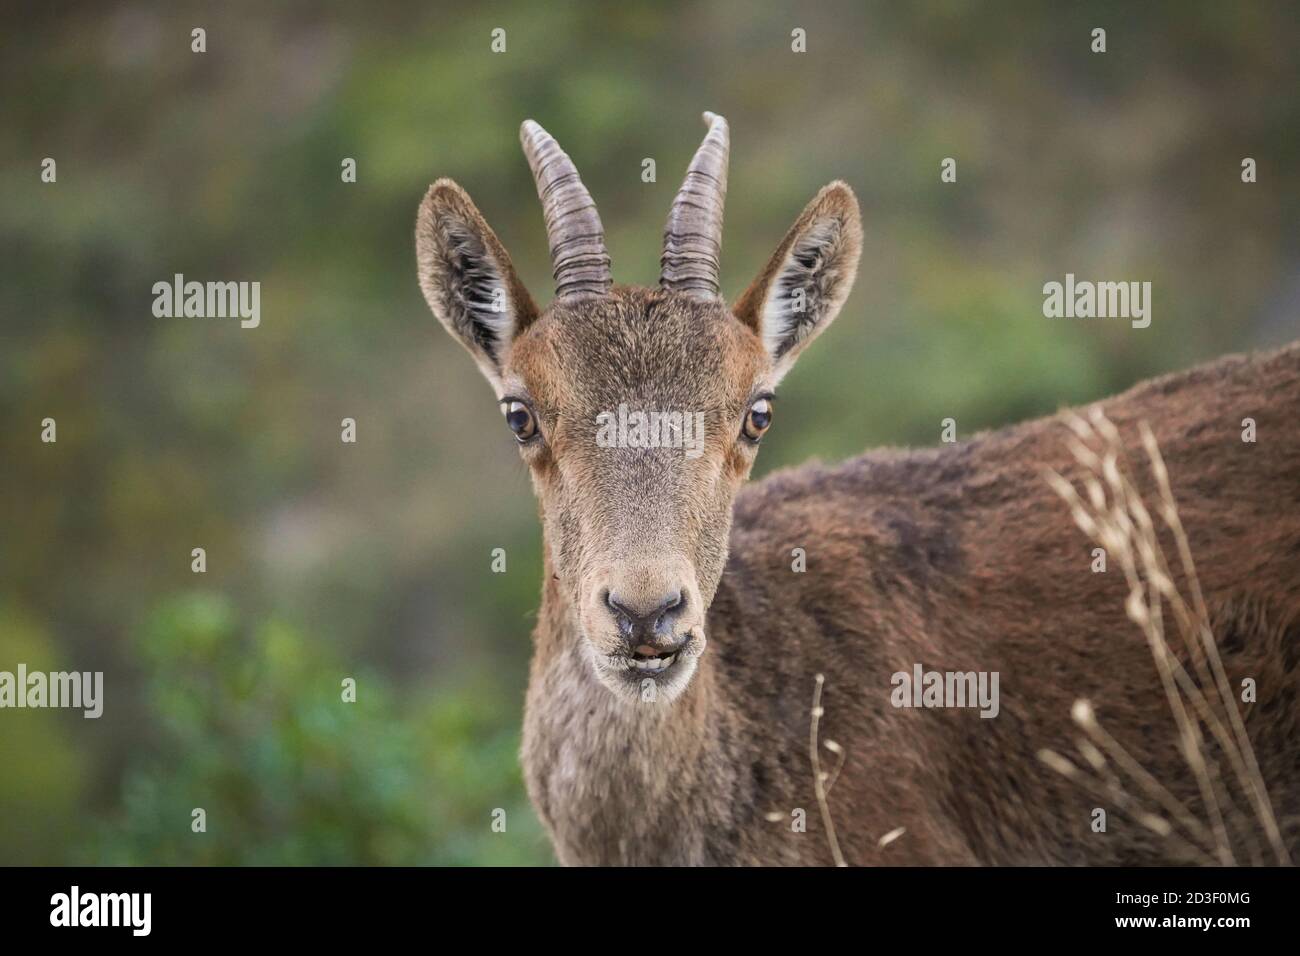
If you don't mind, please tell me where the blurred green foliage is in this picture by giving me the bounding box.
[0,1,1296,864]
[0,604,88,863]
[92,594,547,865]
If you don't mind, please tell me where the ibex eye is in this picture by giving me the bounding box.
[742,397,773,442]
[501,400,537,442]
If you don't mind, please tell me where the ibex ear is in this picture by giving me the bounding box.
[416,178,538,388]
[732,182,862,382]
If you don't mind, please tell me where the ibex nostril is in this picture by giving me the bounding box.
[606,589,686,638]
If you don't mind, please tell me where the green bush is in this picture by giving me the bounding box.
[90,594,551,865]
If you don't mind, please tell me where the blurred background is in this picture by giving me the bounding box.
[1,1,1297,865]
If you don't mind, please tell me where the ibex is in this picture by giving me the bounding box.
[417,113,1300,865]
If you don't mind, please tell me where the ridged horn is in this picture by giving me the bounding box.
[660,111,730,299]
[520,120,612,299]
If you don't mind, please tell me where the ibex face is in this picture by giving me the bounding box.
[417,114,862,702]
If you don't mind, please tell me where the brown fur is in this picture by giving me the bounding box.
[417,129,1300,866]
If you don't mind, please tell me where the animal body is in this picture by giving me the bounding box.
[416,113,1300,865]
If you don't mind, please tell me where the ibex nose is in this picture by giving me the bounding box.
[605,589,685,644]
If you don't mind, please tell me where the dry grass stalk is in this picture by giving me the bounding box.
[1041,408,1291,866]
[809,673,848,866]
[805,675,905,865]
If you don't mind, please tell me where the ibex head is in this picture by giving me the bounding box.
[417,113,861,702]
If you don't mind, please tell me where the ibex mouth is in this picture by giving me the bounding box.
[625,646,679,673]
[612,628,702,679]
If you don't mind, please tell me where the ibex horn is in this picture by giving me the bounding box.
[520,120,612,299]
[660,111,730,299]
